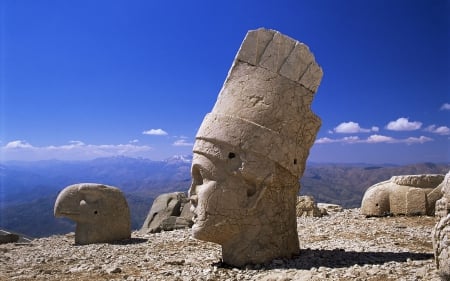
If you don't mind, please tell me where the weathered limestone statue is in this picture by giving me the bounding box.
[360,174,445,217]
[189,28,323,267]
[54,183,131,244]
[432,171,450,280]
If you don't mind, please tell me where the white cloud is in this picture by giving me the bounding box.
[341,136,360,143]
[440,103,450,111]
[424,125,450,135]
[1,141,153,161]
[315,137,336,144]
[142,129,168,136]
[386,117,422,131]
[333,121,378,133]
[315,134,433,145]
[172,139,194,147]
[129,139,139,143]
[5,140,33,148]
[366,134,395,143]
[404,136,433,144]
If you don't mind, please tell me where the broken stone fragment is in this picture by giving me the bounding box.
[139,192,193,234]
[360,174,445,217]
[296,196,323,217]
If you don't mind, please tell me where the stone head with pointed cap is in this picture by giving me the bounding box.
[54,183,131,244]
[189,28,323,267]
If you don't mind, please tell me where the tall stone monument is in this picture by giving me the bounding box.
[189,28,323,267]
[54,183,131,244]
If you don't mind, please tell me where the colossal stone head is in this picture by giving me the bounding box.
[189,28,322,267]
[54,183,131,244]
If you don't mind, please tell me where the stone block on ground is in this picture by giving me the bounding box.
[361,174,444,217]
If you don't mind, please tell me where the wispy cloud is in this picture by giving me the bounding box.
[315,136,360,144]
[440,103,450,111]
[424,125,450,135]
[142,129,168,136]
[172,139,194,147]
[1,140,153,161]
[333,121,379,133]
[315,134,432,145]
[386,117,422,131]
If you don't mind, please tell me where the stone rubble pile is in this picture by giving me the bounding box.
[0,208,442,281]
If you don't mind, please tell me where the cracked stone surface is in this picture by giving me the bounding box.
[0,209,441,281]
[188,28,322,266]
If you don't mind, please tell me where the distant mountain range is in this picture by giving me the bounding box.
[0,156,448,238]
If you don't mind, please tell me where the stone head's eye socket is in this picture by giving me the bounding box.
[228,152,236,159]
[293,158,297,165]
[94,210,98,215]
[192,165,204,186]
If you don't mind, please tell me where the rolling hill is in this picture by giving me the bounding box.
[1,156,448,237]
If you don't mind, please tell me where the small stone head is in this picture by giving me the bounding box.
[54,183,131,244]
[189,28,322,266]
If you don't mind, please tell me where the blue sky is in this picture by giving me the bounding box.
[0,0,449,163]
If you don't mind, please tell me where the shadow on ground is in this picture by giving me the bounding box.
[214,248,434,269]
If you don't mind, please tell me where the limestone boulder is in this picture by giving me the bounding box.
[360,174,445,217]
[54,183,131,245]
[296,196,323,217]
[432,170,450,280]
[139,192,193,234]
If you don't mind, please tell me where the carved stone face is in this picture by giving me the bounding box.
[189,140,282,243]
[189,140,301,266]
[189,153,247,244]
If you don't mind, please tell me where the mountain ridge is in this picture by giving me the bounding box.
[1,156,448,238]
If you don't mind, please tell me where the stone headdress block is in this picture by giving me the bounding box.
[195,28,323,177]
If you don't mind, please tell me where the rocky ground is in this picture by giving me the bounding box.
[0,208,443,281]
